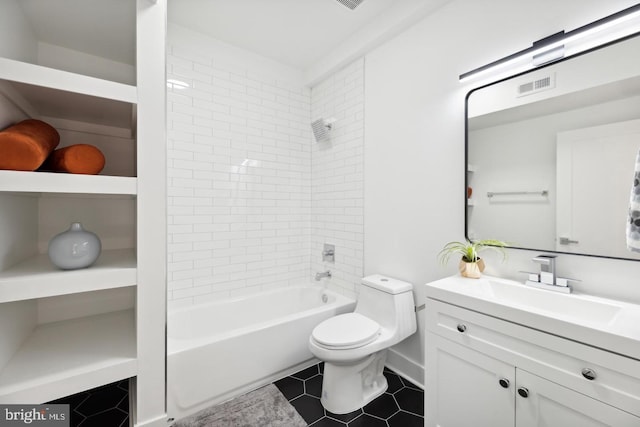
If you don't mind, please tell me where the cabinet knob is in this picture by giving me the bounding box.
[581,368,597,381]
[498,378,510,389]
[456,324,467,333]
[517,387,529,398]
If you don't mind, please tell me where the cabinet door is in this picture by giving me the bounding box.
[426,332,515,427]
[516,369,640,427]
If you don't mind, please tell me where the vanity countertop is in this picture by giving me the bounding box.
[424,275,640,360]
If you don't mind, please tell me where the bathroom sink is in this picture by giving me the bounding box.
[485,279,622,326]
[424,274,640,360]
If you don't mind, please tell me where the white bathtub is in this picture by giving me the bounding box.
[166,285,355,420]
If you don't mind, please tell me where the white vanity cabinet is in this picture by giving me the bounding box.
[0,1,166,425]
[426,332,514,427]
[515,369,639,427]
[425,296,640,427]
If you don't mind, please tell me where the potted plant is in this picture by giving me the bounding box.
[438,239,508,278]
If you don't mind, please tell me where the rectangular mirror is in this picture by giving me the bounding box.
[466,34,640,260]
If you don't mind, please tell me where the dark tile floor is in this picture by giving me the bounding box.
[48,364,423,427]
[275,363,424,427]
[48,379,130,427]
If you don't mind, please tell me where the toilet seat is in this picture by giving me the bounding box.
[312,313,381,349]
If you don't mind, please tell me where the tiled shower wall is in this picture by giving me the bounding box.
[167,27,364,306]
[310,59,365,298]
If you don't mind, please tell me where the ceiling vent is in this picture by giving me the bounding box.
[336,0,365,10]
[517,74,556,97]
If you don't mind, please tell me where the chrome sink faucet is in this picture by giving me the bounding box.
[522,255,578,294]
[315,270,332,281]
[532,255,556,285]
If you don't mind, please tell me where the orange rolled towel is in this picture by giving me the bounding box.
[41,144,106,175]
[0,119,60,171]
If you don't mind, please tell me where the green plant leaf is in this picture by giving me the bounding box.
[438,238,509,266]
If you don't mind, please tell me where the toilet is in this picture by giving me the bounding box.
[308,274,417,414]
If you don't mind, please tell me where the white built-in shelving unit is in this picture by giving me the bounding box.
[0,1,166,425]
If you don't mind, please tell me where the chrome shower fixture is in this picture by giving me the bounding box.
[336,0,365,10]
[311,117,336,142]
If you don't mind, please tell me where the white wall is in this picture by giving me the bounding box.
[311,59,365,298]
[37,42,135,85]
[364,0,640,383]
[0,0,37,63]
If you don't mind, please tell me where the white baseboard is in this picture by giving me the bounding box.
[134,414,167,427]
[386,348,424,389]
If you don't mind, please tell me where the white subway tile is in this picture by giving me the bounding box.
[168,41,363,305]
[172,233,212,243]
[168,260,194,272]
[193,240,230,250]
[192,222,230,232]
[168,91,193,107]
[194,257,230,268]
[172,267,213,281]
[172,283,214,300]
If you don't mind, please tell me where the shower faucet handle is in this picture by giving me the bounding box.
[323,244,335,263]
[315,270,332,281]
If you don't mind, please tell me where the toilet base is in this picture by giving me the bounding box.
[320,350,388,414]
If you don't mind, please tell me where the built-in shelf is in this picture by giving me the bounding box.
[467,199,475,206]
[0,309,136,404]
[0,170,137,195]
[0,57,136,104]
[467,164,477,172]
[0,249,136,304]
[0,0,166,419]
[0,57,137,133]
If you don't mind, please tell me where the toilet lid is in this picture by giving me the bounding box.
[312,313,381,349]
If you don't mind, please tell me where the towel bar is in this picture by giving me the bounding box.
[487,190,548,198]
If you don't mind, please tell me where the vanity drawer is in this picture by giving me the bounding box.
[425,298,640,417]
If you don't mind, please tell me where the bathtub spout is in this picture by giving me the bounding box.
[315,270,332,281]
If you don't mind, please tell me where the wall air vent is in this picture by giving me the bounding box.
[336,0,365,10]
[517,73,556,97]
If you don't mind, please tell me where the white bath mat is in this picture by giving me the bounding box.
[172,384,307,427]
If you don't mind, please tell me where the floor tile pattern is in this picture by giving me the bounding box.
[47,364,422,426]
[275,364,424,427]
[48,379,129,427]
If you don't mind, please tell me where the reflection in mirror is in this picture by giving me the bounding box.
[466,34,640,260]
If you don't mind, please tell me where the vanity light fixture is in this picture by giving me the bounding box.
[459,3,640,82]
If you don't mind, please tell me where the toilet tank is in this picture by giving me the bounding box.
[355,275,416,339]
[361,274,412,294]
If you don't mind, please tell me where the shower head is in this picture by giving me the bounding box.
[336,0,365,10]
[311,118,335,142]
